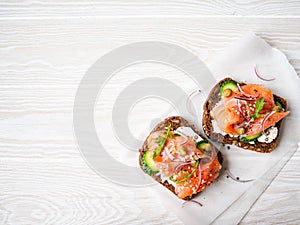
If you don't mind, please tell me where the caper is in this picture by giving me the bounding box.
[178,146,186,156]
[190,162,197,167]
[272,106,282,112]
[236,127,245,135]
[222,89,232,97]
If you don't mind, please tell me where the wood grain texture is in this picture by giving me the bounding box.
[0,13,299,225]
[1,0,300,17]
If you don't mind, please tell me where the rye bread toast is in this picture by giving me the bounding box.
[139,116,223,200]
[202,78,288,153]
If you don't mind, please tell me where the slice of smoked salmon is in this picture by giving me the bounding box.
[241,84,275,110]
[223,84,278,135]
[246,111,289,136]
[224,98,244,135]
[176,177,198,199]
[175,154,221,199]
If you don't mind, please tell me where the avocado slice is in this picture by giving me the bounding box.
[220,80,238,96]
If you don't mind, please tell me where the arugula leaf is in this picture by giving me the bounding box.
[275,101,283,111]
[276,101,282,108]
[169,176,180,183]
[153,124,171,159]
[252,97,265,120]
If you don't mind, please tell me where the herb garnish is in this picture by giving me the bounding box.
[170,161,199,185]
[153,124,171,159]
[252,97,265,120]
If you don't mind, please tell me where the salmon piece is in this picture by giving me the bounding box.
[176,177,198,199]
[241,84,275,110]
[223,84,279,135]
[246,111,289,136]
[163,136,206,162]
[158,136,206,176]
[175,154,221,199]
[224,98,244,135]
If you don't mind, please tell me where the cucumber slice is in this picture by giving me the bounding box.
[196,140,208,149]
[240,132,262,142]
[220,80,238,96]
[196,140,212,155]
[141,150,159,175]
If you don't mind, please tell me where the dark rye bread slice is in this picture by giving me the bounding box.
[202,77,288,153]
[139,116,223,200]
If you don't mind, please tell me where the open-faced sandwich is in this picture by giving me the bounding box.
[139,116,223,200]
[203,77,289,153]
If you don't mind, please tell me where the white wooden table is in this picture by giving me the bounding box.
[0,1,299,224]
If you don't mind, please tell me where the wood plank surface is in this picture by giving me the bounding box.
[0,13,299,225]
[1,0,300,17]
